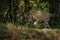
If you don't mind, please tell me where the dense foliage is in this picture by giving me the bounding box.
[0,0,60,28]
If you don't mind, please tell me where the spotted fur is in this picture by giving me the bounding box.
[26,10,53,28]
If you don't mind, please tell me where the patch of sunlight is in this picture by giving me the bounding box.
[6,23,16,30]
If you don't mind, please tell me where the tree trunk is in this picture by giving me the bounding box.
[9,0,14,24]
[48,0,55,14]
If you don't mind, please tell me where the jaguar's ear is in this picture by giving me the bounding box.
[50,13,55,17]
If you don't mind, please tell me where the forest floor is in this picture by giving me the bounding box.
[0,23,60,40]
